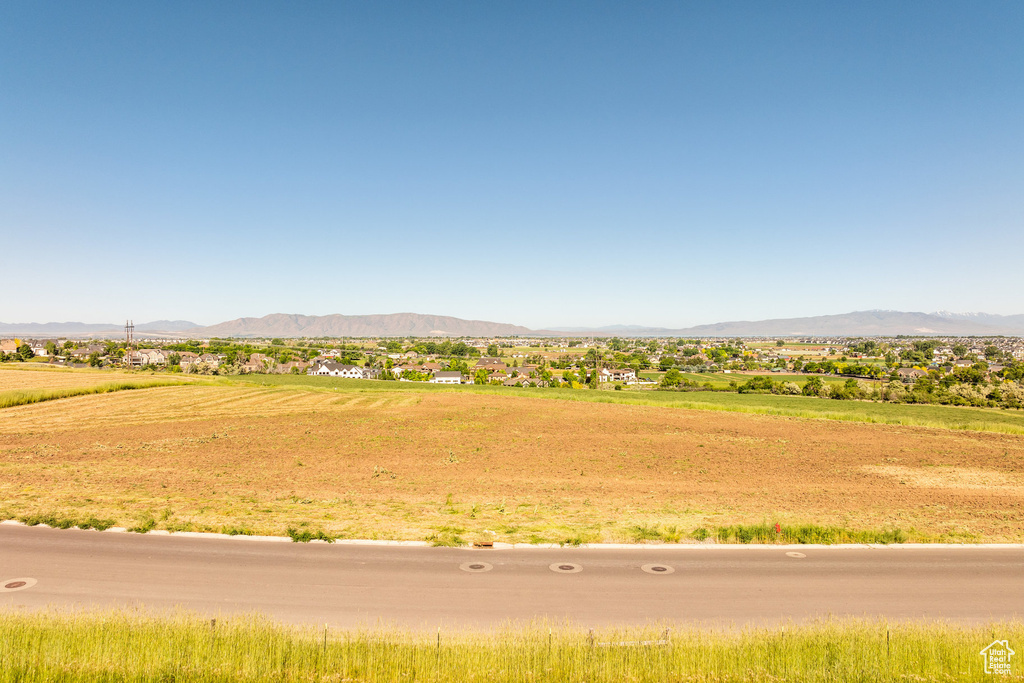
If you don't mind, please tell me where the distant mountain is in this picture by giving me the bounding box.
[188,313,536,338]
[932,312,1024,329]
[651,310,1024,337]
[0,320,198,337]
[557,324,680,335]
[136,320,198,332]
[6,310,1024,340]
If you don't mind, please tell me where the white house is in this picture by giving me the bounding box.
[431,371,463,384]
[599,368,638,384]
[28,341,50,357]
[308,361,379,379]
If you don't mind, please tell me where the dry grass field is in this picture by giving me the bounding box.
[0,364,148,391]
[2,366,1023,543]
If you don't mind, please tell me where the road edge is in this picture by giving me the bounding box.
[3,519,1023,549]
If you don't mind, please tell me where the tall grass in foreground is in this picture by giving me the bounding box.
[0,380,189,409]
[1,611,1020,682]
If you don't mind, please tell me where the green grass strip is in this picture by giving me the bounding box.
[0,611,1019,681]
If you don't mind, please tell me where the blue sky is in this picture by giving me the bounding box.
[2,2,1022,328]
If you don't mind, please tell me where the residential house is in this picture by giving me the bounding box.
[598,368,638,384]
[276,360,310,374]
[896,368,928,383]
[475,357,507,371]
[70,344,106,359]
[197,353,222,368]
[431,371,463,384]
[308,361,379,379]
[0,339,19,355]
[28,340,50,357]
[178,352,200,370]
[136,348,170,365]
[242,353,271,373]
[394,364,421,375]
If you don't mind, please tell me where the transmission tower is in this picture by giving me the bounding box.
[125,320,134,367]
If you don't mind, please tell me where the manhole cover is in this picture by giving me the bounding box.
[786,552,806,558]
[641,563,675,575]
[1,577,37,592]
[459,562,493,573]
[549,562,583,574]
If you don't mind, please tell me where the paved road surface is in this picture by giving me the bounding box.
[2,525,1021,629]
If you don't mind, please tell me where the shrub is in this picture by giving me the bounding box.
[426,526,465,547]
[128,515,156,534]
[286,527,335,543]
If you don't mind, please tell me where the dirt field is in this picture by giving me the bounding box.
[2,379,1023,543]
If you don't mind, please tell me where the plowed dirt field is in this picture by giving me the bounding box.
[2,380,1023,542]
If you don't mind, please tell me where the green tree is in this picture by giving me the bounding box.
[802,376,825,397]
[473,369,489,385]
[17,344,35,361]
[660,369,683,388]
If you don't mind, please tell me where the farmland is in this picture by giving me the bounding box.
[2,366,1023,544]
[234,372,1024,435]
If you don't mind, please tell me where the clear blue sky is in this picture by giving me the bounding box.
[2,2,1022,328]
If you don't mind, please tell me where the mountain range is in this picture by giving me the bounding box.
[0,320,198,336]
[608,311,1024,337]
[3,310,1024,338]
[194,313,534,338]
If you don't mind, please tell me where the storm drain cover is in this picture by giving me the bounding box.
[549,563,583,574]
[786,552,806,559]
[641,563,675,575]
[459,562,493,573]
[1,578,37,592]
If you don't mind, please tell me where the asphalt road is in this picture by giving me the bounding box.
[2,525,1021,629]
